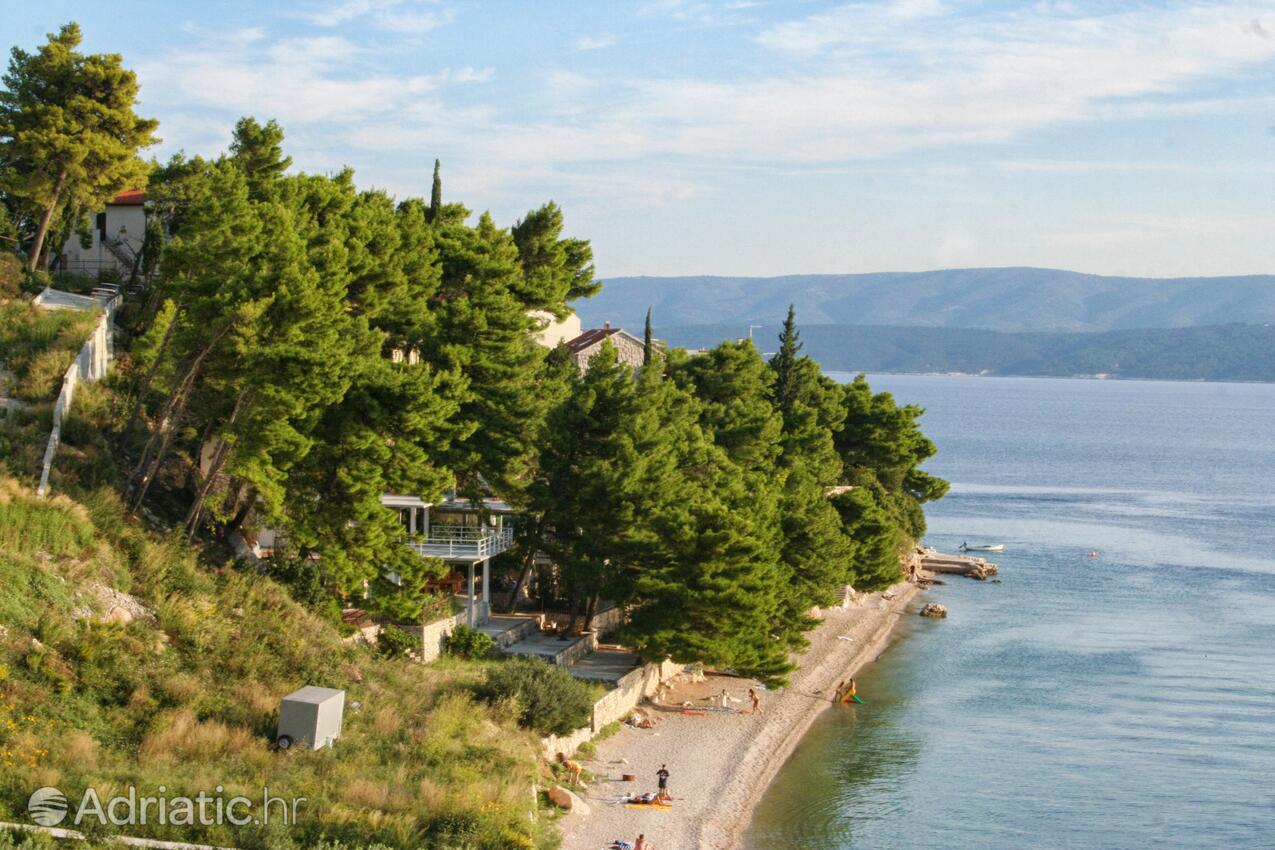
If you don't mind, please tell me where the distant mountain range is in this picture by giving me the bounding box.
[656,323,1275,382]
[579,268,1275,333]
[576,267,1275,381]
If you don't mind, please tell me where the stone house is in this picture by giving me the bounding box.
[565,322,647,372]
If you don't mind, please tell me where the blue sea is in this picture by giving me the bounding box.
[743,375,1275,850]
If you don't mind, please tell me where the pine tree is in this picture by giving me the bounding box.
[533,343,792,682]
[771,304,803,416]
[425,211,545,500]
[509,201,599,314]
[768,308,855,639]
[229,117,291,199]
[835,375,949,564]
[0,22,159,269]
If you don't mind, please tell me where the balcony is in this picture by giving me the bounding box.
[406,525,514,562]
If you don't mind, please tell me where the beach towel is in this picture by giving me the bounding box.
[623,803,672,811]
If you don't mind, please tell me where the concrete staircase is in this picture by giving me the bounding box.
[501,629,596,667]
[476,615,538,650]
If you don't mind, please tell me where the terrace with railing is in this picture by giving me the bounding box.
[407,525,514,562]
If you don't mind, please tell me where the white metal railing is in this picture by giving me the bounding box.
[406,525,514,561]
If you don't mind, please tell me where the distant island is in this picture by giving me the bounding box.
[582,269,1275,382]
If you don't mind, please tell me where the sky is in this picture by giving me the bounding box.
[4,0,1275,278]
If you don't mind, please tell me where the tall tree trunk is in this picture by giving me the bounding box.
[129,321,233,512]
[124,305,181,434]
[184,390,252,541]
[225,482,254,535]
[565,586,578,635]
[583,591,600,634]
[503,515,546,612]
[28,170,67,272]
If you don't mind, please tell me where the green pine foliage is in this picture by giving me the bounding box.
[1,21,952,850]
[0,23,158,270]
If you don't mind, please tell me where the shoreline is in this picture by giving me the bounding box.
[558,582,920,850]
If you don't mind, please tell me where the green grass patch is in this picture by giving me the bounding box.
[0,476,563,850]
[0,301,99,403]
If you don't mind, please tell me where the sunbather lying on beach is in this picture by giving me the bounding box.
[620,792,660,805]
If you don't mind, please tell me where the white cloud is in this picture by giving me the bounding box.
[303,0,452,34]
[138,1,1275,222]
[135,31,491,144]
[576,33,617,51]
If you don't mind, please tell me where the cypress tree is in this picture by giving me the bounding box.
[643,307,654,366]
[428,158,442,223]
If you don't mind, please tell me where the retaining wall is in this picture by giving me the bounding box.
[396,611,467,663]
[541,659,685,758]
[36,291,119,497]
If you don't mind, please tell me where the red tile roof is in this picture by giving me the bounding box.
[110,189,146,206]
[565,327,620,353]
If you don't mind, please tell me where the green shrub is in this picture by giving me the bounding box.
[377,624,419,659]
[0,253,21,300]
[479,657,595,736]
[446,623,495,659]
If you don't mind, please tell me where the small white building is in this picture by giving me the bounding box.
[57,189,147,278]
[381,493,515,628]
[529,309,582,348]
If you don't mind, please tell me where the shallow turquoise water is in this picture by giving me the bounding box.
[744,375,1275,850]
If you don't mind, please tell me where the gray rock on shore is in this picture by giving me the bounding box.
[919,603,948,618]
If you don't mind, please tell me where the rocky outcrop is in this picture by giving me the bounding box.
[919,603,948,619]
[548,785,589,814]
[71,583,155,625]
[967,564,998,581]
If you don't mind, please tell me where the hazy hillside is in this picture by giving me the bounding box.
[657,323,1275,382]
[581,268,1275,333]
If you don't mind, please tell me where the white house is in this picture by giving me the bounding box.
[529,309,582,348]
[57,189,147,277]
[382,493,515,628]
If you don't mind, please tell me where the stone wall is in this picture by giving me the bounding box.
[540,604,623,638]
[396,612,467,663]
[540,659,685,758]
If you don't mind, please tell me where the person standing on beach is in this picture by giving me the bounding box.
[833,680,846,703]
[634,835,652,850]
[749,688,761,714]
[656,764,670,802]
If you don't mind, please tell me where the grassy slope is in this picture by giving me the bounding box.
[0,475,559,850]
[0,302,99,403]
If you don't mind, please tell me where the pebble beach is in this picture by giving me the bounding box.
[558,582,920,850]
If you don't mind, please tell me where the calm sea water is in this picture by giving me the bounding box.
[744,375,1275,850]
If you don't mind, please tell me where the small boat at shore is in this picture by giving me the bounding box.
[959,542,1004,552]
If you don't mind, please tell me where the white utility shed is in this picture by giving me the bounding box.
[277,686,345,750]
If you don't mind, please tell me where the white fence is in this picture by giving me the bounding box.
[35,290,119,498]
